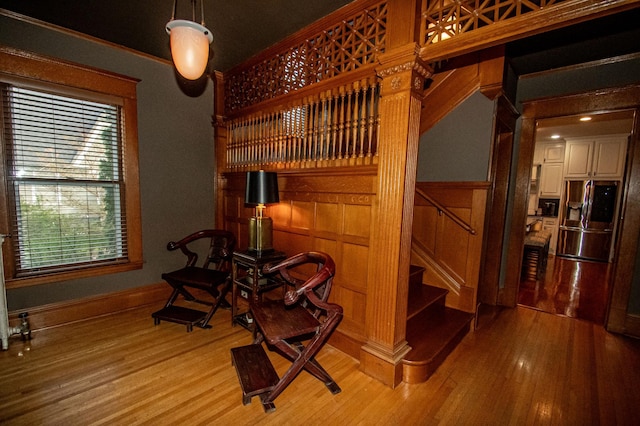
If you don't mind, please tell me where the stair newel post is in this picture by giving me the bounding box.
[360,43,432,387]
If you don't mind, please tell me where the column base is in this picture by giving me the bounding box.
[359,340,411,388]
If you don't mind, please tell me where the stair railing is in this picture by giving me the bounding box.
[225,76,380,171]
[415,187,476,235]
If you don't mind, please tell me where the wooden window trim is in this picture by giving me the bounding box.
[0,46,142,289]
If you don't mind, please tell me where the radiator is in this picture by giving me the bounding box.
[0,234,30,350]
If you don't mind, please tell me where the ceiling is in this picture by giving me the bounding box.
[0,0,354,72]
[535,111,635,144]
[1,1,638,74]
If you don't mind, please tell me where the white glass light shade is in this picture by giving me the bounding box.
[166,20,213,80]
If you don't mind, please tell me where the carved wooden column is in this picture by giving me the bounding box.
[360,44,432,387]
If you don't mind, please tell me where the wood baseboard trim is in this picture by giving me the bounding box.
[624,314,640,339]
[328,329,364,360]
[8,283,171,332]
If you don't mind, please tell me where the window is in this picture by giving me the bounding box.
[0,47,142,288]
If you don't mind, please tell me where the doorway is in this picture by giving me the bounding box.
[502,85,640,334]
[516,110,634,324]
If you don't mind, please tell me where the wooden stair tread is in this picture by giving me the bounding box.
[404,306,473,362]
[403,266,473,383]
[402,305,474,384]
[407,281,448,320]
[407,265,455,328]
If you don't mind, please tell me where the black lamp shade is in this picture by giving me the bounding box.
[245,171,279,205]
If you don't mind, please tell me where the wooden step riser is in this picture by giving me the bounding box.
[407,265,448,320]
[409,265,425,287]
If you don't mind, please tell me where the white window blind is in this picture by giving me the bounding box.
[1,84,128,275]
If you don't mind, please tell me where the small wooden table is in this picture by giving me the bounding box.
[231,250,286,330]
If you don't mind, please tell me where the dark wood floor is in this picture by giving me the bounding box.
[518,254,612,324]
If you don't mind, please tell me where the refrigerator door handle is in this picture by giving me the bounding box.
[583,180,592,229]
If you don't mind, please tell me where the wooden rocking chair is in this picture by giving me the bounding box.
[231,251,343,412]
[152,229,235,331]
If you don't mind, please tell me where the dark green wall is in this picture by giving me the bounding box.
[1,14,216,310]
[417,91,494,182]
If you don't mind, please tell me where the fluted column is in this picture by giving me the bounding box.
[360,43,432,387]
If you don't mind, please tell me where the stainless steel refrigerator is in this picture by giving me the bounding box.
[557,180,618,262]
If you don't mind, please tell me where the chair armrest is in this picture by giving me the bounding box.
[166,229,235,268]
[263,252,336,306]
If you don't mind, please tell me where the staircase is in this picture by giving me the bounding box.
[402,265,474,384]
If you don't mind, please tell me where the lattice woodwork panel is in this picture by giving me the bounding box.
[225,1,387,113]
[421,0,567,44]
[226,76,380,171]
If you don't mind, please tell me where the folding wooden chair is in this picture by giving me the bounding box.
[152,229,235,331]
[231,251,343,412]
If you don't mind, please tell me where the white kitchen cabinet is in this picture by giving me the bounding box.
[539,162,563,197]
[564,135,628,179]
[542,217,558,254]
[533,144,544,165]
[533,142,564,165]
[593,137,627,178]
[564,139,592,177]
[542,143,565,163]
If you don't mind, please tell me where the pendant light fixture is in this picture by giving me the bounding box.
[166,0,213,80]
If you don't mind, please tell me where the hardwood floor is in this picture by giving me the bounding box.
[518,255,611,324]
[0,306,640,425]
[1,302,639,424]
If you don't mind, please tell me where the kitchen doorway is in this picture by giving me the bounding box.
[503,85,640,335]
[517,110,633,324]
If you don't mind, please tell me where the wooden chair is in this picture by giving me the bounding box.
[152,229,235,331]
[230,251,343,412]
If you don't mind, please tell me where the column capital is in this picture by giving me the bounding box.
[376,43,433,93]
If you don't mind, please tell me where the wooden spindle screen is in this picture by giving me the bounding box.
[224,0,388,114]
[421,0,567,44]
[225,77,380,171]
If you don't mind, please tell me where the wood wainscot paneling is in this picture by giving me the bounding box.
[220,169,376,359]
[412,182,489,313]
